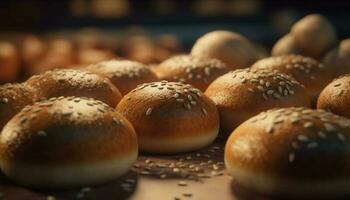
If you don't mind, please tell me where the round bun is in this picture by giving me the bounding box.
[251,54,332,103]
[25,69,122,107]
[0,42,20,83]
[290,14,337,59]
[0,83,38,131]
[0,96,138,188]
[272,34,300,56]
[225,107,350,198]
[205,69,311,136]
[87,59,159,95]
[154,55,229,91]
[117,81,219,154]
[317,74,350,118]
[191,30,258,69]
[323,38,350,78]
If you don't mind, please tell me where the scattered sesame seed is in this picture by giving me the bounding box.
[146,108,153,116]
[297,135,309,142]
[289,153,295,163]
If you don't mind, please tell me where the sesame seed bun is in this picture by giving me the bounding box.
[290,14,337,59]
[87,60,159,95]
[323,38,350,78]
[251,54,332,104]
[117,81,219,154]
[154,55,229,91]
[317,74,350,118]
[0,83,38,131]
[272,34,300,56]
[191,30,258,69]
[0,97,138,188]
[205,69,311,136]
[225,107,350,198]
[25,69,122,107]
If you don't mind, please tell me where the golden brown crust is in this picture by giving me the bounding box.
[251,54,332,102]
[225,107,350,196]
[87,59,159,95]
[190,30,258,69]
[317,74,350,118]
[323,38,350,78]
[154,55,229,91]
[25,69,122,107]
[205,69,311,136]
[291,14,337,59]
[0,96,137,165]
[117,81,219,153]
[0,83,38,131]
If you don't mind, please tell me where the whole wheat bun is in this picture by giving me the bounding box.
[251,54,332,103]
[0,96,138,188]
[322,38,350,78]
[205,68,311,136]
[225,107,350,198]
[317,74,350,118]
[154,55,229,91]
[0,83,38,131]
[191,30,258,69]
[25,69,122,107]
[87,59,159,95]
[117,81,219,154]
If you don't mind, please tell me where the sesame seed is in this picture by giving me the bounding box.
[334,83,342,87]
[337,133,346,142]
[289,153,295,163]
[291,117,300,123]
[201,108,208,115]
[303,122,314,128]
[146,108,152,116]
[267,90,274,95]
[324,123,337,132]
[248,88,255,93]
[307,142,318,148]
[273,93,281,99]
[297,135,309,142]
[178,181,187,186]
[317,131,326,139]
[265,125,274,134]
[37,130,47,136]
[183,193,193,197]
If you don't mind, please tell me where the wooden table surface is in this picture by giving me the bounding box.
[0,139,348,200]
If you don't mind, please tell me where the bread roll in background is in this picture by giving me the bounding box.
[0,42,20,83]
[154,55,229,91]
[0,96,138,188]
[117,81,219,154]
[191,30,258,69]
[272,14,337,59]
[25,69,122,107]
[323,38,350,78]
[87,59,159,95]
[225,107,350,198]
[205,69,311,136]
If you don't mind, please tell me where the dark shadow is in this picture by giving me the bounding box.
[0,170,138,200]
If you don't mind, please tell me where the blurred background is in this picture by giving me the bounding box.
[0,0,349,82]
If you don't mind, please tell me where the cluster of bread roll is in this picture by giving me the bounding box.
[0,13,350,199]
[0,30,182,84]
